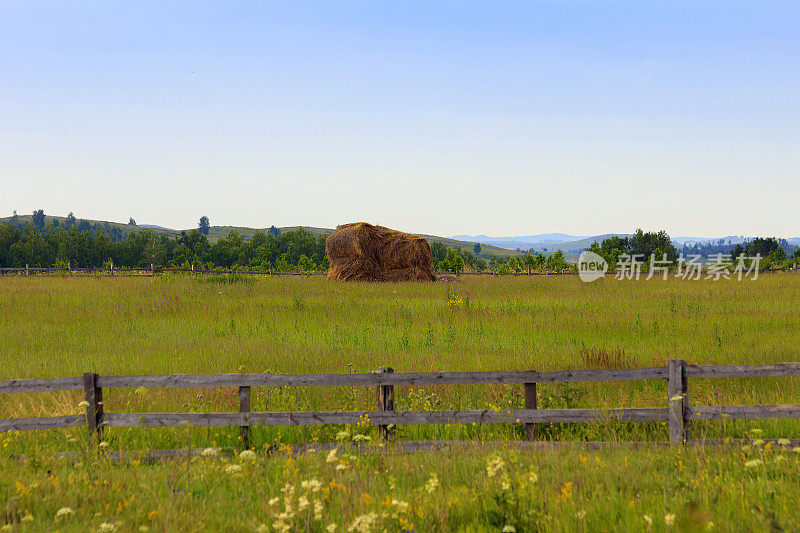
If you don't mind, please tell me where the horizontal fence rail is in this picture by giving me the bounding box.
[2,361,800,446]
[3,266,795,278]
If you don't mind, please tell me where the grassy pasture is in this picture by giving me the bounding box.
[2,274,800,530]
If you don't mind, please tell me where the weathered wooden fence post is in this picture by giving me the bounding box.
[25,264,29,276]
[668,359,688,445]
[83,372,104,443]
[376,367,395,441]
[110,261,114,276]
[151,263,155,277]
[239,385,251,449]
[524,379,538,441]
[67,262,70,275]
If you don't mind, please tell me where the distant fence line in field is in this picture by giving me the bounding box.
[0,264,797,278]
[3,361,800,448]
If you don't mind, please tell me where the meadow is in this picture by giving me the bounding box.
[2,273,800,531]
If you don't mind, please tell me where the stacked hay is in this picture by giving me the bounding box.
[326,222,436,282]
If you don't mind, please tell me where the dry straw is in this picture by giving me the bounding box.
[326,222,435,282]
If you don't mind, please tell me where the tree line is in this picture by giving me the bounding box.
[0,215,572,274]
[587,230,799,270]
[0,221,329,272]
[430,241,571,273]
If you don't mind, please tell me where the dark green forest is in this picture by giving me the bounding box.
[0,220,329,272]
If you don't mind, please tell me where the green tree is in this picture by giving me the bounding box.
[627,229,678,262]
[473,242,481,256]
[11,224,49,266]
[0,223,20,267]
[442,249,464,273]
[430,241,447,267]
[32,210,46,232]
[129,217,137,226]
[198,216,210,236]
[546,250,568,272]
[268,225,281,237]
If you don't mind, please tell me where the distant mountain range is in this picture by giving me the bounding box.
[454,233,800,252]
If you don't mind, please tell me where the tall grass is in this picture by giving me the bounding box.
[2,274,800,449]
[3,275,800,530]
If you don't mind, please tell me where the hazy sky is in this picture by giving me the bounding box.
[2,2,798,237]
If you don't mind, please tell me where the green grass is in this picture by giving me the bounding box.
[2,274,800,530]
[3,441,800,532]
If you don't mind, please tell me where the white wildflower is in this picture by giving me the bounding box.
[298,496,310,512]
[238,449,257,461]
[665,513,675,526]
[486,456,505,478]
[347,512,378,533]
[313,500,324,520]
[425,473,439,493]
[301,479,322,493]
[55,507,75,519]
[391,499,409,515]
[326,449,338,463]
[744,459,763,468]
[225,464,242,474]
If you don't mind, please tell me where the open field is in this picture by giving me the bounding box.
[2,274,800,530]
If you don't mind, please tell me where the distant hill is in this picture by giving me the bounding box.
[9,213,796,260]
[139,224,178,231]
[452,233,589,249]
[455,233,625,252]
[455,232,800,253]
[0,215,521,260]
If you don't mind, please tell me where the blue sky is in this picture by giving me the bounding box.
[2,1,798,237]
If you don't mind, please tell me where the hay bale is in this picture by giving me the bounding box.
[326,222,435,282]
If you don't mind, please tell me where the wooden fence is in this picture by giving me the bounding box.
[3,361,800,447]
[1,264,796,278]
